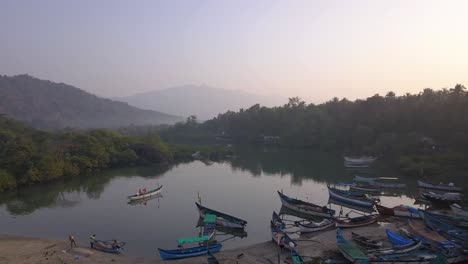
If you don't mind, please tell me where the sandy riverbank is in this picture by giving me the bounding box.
[0,217,403,264]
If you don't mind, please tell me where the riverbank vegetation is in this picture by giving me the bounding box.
[160,85,468,176]
[0,116,230,191]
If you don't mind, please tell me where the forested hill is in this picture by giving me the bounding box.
[163,84,468,154]
[0,75,182,129]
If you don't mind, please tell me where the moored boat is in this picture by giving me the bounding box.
[376,205,421,218]
[417,180,462,193]
[407,220,455,248]
[450,204,468,218]
[91,240,125,254]
[335,214,380,228]
[271,221,296,249]
[352,232,383,248]
[277,191,335,218]
[158,244,222,260]
[366,229,422,255]
[344,156,377,164]
[196,202,247,229]
[369,181,406,189]
[336,228,370,264]
[351,184,382,193]
[291,249,304,264]
[296,218,335,233]
[328,186,376,208]
[421,211,468,248]
[127,185,163,201]
[419,191,462,204]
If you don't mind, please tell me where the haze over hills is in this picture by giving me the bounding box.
[0,75,182,130]
[115,85,285,120]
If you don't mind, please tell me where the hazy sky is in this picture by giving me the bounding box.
[1,0,468,102]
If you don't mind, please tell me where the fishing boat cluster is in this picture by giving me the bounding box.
[271,156,468,264]
[92,156,468,264]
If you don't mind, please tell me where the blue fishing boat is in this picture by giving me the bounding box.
[386,229,415,246]
[421,210,468,248]
[158,244,222,260]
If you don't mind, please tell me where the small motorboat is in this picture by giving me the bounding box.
[127,185,163,201]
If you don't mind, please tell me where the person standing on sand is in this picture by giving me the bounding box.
[69,234,76,248]
[90,234,96,247]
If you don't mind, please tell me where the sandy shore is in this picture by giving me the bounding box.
[0,217,403,264]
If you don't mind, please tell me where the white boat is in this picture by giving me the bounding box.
[344,156,377,163]
[127,185,163,201]
[297,219,335,233]
[450,204,468,218]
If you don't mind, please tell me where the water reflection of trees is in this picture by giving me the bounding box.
[228,146,346,185]
[0,165,171,215]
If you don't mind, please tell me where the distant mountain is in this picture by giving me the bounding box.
[0,75,182,129]
[115,85,284,120]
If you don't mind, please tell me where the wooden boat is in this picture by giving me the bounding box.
[272,211,285,229]
[271,221,296,249]
[366,230,422,255]
[91,240,125,254]
[354,175,378,182]
[376,205,421,218]
[450,204,468,218]
[352,232,383,248]
[344,156,377,164]
[196,218,248,239]
[328,197,378,214]
[421,211,468,248]
[369,181,406,189]
[291,249,304,264]
[296,218,335,233]
[158,244,222,260]
[127,193,162,206]
[127,185,163,201]
[335,214,380,228]
[407,220,455,248]
[277,191,335,218]
[417,180,462,193]
[336,228,370,264]
[328,186,375,207]
[419,191,462,204]
[196,202,247,229]
[351,184,382,193]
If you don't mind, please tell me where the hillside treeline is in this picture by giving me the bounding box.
[161,85,468,176]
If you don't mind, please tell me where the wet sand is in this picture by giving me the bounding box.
[0,217,404,264]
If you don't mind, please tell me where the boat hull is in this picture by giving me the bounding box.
[278,191,335,218]
[328,187,375,207]
[297,219,335,233]
[158,244,222,260]
[196,202,247,229]
[91,241,125,254]
[417,180,462,192]
[335,215,379,228]
[450,204,468,218]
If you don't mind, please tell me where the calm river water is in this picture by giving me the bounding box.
[0,147,457,260]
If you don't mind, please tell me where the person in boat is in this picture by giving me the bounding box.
[90,234,96,247]
[112,240,120,249]
[137,189,142,195]
[142,188,147,194]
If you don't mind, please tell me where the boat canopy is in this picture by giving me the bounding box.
[176,236,210,245]
[203,214,217,224]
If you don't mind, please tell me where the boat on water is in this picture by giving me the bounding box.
[369,181,406,189]
[344,156,377,164]
[335,214,380,228]
[419,191,462,204]
[158,244,222,260]
[376,205,421,218]
[195,202,247,229]
[352,232,383,248]
[407,220,455,248]
[450,204,468,218]
[354,175,378,182]
[127,185,163,201]
[351,184,382,193]
[196,218,248,239]
[277,191,335,218]
[91,240,125,254]
[417,180,462,193]
[328,186,376,208]
[296,218,335,233]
